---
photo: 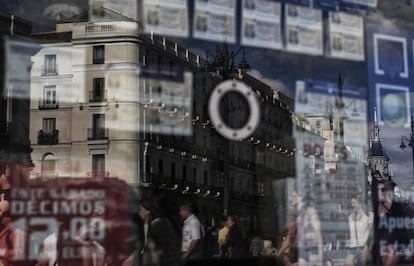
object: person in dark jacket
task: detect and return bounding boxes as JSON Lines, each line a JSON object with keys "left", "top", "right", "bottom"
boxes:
{"left": 123, "top": 199, "right": 181, "bottom": 266}
{"left": 221, "top": 214, "right": 249, "bottom": 259}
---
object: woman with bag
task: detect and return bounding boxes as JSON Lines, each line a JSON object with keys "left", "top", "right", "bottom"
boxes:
{"left": 345, "top": 196, "right": 373, "bottom": 266}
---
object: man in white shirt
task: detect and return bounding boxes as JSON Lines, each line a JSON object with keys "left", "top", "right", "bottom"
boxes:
{"left": 179, "top": 203, "right": 204, "bottom": 261}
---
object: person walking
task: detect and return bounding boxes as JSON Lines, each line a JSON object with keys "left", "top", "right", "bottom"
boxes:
{"left": 221, "top": 214, "right": 249, "bottom": 259}
{"left": 218, "top": 212, "right": 229, "bottom": 258}
{"left": 276, "top": 188, "right": 323, "bottom": 265}
{"left": 123, "top": 199, "right": 181, "bottom": 266}
{"left": 345, "top": 196, "right": 373, "bottom": 266}
{"left": 179, "top": 202, "right": 204, "bottom": 261}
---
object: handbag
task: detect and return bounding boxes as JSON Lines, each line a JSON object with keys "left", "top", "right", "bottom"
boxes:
{"left": 353, "top": 247, "right": 367, "bottom": 266}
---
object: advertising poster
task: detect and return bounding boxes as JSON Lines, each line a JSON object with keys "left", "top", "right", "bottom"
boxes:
{"left": 328, "top": 11, "right": 365, "bottom": 61}
{"left": 143, "top": 0, "right": 189, "bottom": 37}
{"left": 193, "top": 0, "right": 236, "bottom": 43}
{"left": 241, "top": 0, "right": 282, "bottom": 50}
{"left": 284, "top": 4, "right": 323, "bottom": 55}
{"left": 294, "top": 79, "right": 369, "bottom": 265}
{"left": 138, "top": 66, "right": 193, "bottom": 136}
{"left": 366, "top": 24, "right": 413, "bottom": 129}
{"left": 1, "top": 177, "right": 133, "bottom": 265}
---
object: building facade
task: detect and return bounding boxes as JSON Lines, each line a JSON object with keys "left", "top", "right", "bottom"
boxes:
{"left": 29, "top": 19, "right": 295, "bottom": 236}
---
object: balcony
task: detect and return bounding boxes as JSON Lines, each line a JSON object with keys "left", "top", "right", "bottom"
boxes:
{"left": 87, "top": 171, "right": 110, "bottom": 178}
{"left": 88, "top": 128, "right": 108, "bottom": 140}
{"left": 41, "top": 65, "right": 58, "bottom": 76}
{"left": 72, "top": 21, "right": 139, "bottom": 40}
{"left": 39, "top": 100, "right": 58, "bottom": 110}
{"left": 89, "top": 90, "right": 107, "bottom": 103}
{"left": 38, "top": 130, "right": 59, "bottom": 145}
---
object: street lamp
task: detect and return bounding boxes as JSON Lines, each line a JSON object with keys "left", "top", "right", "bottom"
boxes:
{"left": 399, "top": 115, "right": 414, "bottom": 175}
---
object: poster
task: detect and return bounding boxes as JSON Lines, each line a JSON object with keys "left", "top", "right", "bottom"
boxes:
{"left": 193, "top": 0, "right": 236, "bottom": 43}
{"left": 241, "top": 0, "right": 282, "bottom": 50}
{"left": 328, "top": 11, "right": 365, "bottom": 61}
{"left": 143, "top": 0, "right": 189, "bottom": 37}
{"left": 284, "top": 4, "right": 323, "bottom": 55}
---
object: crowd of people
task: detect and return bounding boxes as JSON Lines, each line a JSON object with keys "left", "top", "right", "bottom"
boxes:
{"left": 0, "top": 176, "right": 413, "bottom": 266}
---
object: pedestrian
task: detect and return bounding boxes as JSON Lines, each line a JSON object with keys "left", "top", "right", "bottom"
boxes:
{"left": 276, "top": 188, "right": 323, "bottom": 265}
{"left": 123, "top": 199, "right": 181, "bottom": 266}
{"left": 0, "top": 194, "right": 25, "bottom": 266}
{"left": 221, "top": 214, "right": 249, "bottom": 258}
{"left": 374, "top": 180, "right": 412, "bottom": 265}
{"left": 179, "top": 202, "right": 204, "bottom": 261}
{"left": 345, "top": 196, "right": 373, "bottom": 266}
{"left": 217, "top": 212, "right": 229, "bottom": 258}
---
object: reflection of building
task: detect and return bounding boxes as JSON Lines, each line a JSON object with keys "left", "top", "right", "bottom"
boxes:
{"left": 0, "top": 12, "right": 37, "bottom": 188}
{"left": 294, "top": 78, "right": 369, "bottom": 245}
{"left": 368, "top": 107, "right": 390, "bottom": 178}
{"left": 29, "top": 19, "right": 295, "bottom": 236}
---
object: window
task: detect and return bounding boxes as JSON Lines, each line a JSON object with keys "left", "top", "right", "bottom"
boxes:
{"left": 92, "top": 154, "right": 105, "bottom": 178}
{"left": 42, "top": 86, "right": 57, "bottom": 108}
{"left": 90, "top": 114, "right": 106, "bottom": 139}
{"left": 42, "top": 118, "right": 56, "bottom": 134}
{"left": 92, "top": 78, "right": 105, "bottom": 102}
{"left": 93, "top": 45, "right": 105, "bottom": 64}
{"left": 42, "top": 153, "right": 56, "bottom": 178}
{"left": 43, "top": 54, "right": 57, "bottom": 75}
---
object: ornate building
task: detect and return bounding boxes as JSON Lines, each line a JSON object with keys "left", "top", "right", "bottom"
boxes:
{"left": 29, "top": 18, "right": 295, "bottom": 236}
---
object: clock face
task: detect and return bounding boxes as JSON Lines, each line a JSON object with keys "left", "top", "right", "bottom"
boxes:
{"left": 381, "top": 93, "right": 406, "bottom": 127}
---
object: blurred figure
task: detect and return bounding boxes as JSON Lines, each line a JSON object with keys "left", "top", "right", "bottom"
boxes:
{"left": 276, "top": 190, "right": 323, "bottom": 265}
{"left": 0, "top": 194, "right": 25, "bottom": 266}
{"left": 179, "top": 202, "right": 204, "bottom": 261}
{"left": 76, "top": 210, "right": 106, "bottom": 266}
{"left": 36, "top": 218, "right": 63, "bottom": 266}
{"left": 374, "top": 180, "right": 411, "bottom": 266}
{"left": 345, "top": 196, "right": 373, "bottom": 265}
{"left": 345, "top": 196, "right": 373, "bottom": 266}
{"left": 123, "top": 199, "right": 181, "bottom": 266}
{"left": 221, "top": 214, "right": 249, "bottom": 259}
{"left": 217, "top": 212, "right": 229, "bottom": 258}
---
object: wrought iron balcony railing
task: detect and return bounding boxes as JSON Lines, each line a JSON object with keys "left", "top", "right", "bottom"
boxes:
{"left": 87, "top": 171, "right": 110, "bottom": 178}
{"left": 89, "top": 90, "right": 107, "bottom": 102}
{"left": 38, "top": 130, "right": 59, "bottom": 145}
{"left": 39, "top": 99, "right": 58, "bottom": 110}
{"left": 41, "top": 65, "right": 58, "bottom": 76}
{"left": 87, "top": 128, "right": 108, "bottom": 140}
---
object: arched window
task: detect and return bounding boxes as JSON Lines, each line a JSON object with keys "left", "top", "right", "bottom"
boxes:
{"left": 42, "top": 153, "right": 56, "bottom": 178}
